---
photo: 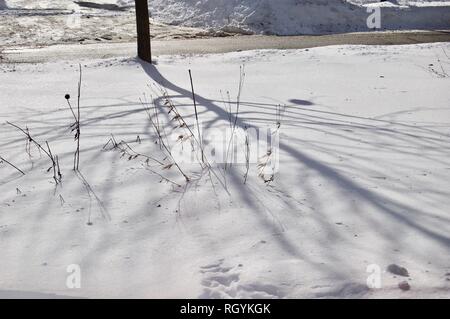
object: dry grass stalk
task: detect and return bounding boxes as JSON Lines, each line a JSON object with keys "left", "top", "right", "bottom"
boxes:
{"left": 103, "top": 134, "right": 164, "bottom": 166}
{"left": 0, "top": 155, "right": 25, "bottom": 175}
{"left": 188, "top": 69, "right": 204, "bottom": 164}
{"left": 6, "top": 121, "right": 61, "bottom": 184}
{"left": 65, "top": 64, "right": 82, "bottom": 170}
{"left": 243, "top": 128, "right": 250, "bottom": 184}
{"left": 225, "top": 65, "right": 245, "bottom": 170}
{"left": 142, "top": 97, "right": 190, "bottom": 182}
{"left": 146, "top": 83, "right": 230, "bottom": 194}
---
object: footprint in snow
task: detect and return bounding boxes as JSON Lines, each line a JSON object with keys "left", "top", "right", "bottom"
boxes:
{"left": 199, "top": 259, "right": 285, "bottom": 299}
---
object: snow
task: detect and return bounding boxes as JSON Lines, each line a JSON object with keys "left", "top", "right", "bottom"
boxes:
{"left": 1, "top": 0, "right": 449, "bottom": 39}
{"left": 1, "top": 43, "right": 450, "bottom": 298}
{"left": 0, "top": 0, "right": 211, "bottom": 49}
{"left": 145, "top": 0, "right": 450, "bottom": 34}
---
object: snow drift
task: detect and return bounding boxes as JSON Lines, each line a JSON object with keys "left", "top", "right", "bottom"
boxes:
{"left": 146, "top": 0, "right": 450, "bottom": 35}
{"left": 2, "top": 1, "right": 450, "bottom": 35}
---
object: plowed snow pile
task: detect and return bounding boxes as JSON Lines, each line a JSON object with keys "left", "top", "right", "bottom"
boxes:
{"left": 147, "top": 0, "right": 450, "bottom": 34}
{"left": 1, "top": 0, "right": 450, "bottom": 35}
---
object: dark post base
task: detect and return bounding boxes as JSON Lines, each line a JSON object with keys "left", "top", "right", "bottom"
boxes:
{"left": 135, "top": 0, "right": 152, "bottom": 63}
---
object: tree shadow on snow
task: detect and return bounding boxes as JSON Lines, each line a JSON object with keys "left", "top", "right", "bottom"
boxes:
{"left": 139, "top": 60, "right": 450, "bottom": 253}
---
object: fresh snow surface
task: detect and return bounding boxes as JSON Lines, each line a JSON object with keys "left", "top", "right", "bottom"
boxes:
{"left": 1, "top": 1, "right": 449, "bottom": 36}
{"left": 1, "top": 43, "right": 450, "bottom": 298}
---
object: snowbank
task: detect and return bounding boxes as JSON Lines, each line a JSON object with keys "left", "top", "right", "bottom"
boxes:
{"left": 147, "top": 0, "right": 450, "bottom": 35}
{"left": 2, "top": 1, "right": 450, "bottom": 35}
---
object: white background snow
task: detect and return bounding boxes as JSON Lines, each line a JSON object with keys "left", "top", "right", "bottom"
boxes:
{"left": 1, "top": 43, "right": 450, "bottom": 298}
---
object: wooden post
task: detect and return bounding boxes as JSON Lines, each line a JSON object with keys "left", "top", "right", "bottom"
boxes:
{"left": 134, "top": 0, "right": 152, "bottom": 63}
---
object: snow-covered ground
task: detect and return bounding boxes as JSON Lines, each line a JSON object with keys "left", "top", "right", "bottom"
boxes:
{"left": 1, "top": 43, "right": 449, "bottom": 298}
{"left": 1, "top": 0, "right": 449, "bottom": 49}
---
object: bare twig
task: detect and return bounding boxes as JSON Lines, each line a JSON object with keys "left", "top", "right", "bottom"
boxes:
{"left": 46, "top": 141, "right": 61, "bottom": 184}
{"left": 65, "top": 64, "right": 82, "bottom": 170}
{"left": 142, "top": 164, "right": 182, "bottom": 187}
{"left": 6, "top": 121, "right": 60, "bottom": 183}
{"left": 142, "top": 97, "right": 190, "bottom": 182}
{"left": 225, "top": 65, "right": 245, "bottom": 169}
{"left": 243, "top": 128, "right": 250, "bottom": 184}
{"left": 188, "top": 69, "right": 204, "bottom": 163}
{"left": 75, "top": 170, "right": 109, "bottom": 222}
{"left": 76, "top": 64, "right": 81, "bottom": 170}
{"left": 103, "top": 134, "right": 164, "bottom": 166}
{"left": 55, "top": 155, "right": 62, "bottom": 181}
{"left": 59, "top": 194, "right": 65, "bottom": 206}
{"left": 6, "top": 121, "right": 52, "bottom": 159}
{"left": 276, "top": 104, "right": 286, "bottom": 130}
{"left": 0, "top": 155, "right": 25, "bottom": 175}
{"left": 151, "top": 88, "right": 224, "bottom": 182}
{"left": 148, "top": 81, "right": 230, "bottom": 195}
{"left": 443, "top": 47, "right": 450, "bottom": 60}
